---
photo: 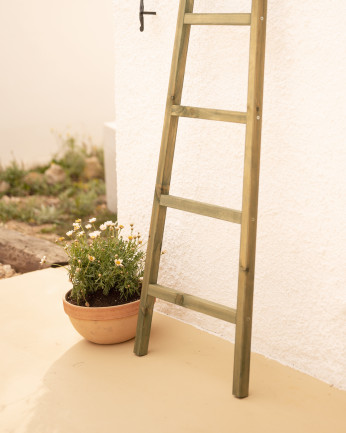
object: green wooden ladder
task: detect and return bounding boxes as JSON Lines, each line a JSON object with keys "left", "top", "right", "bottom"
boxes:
{"left": 134, "top": 0, "right": 267, "bottom": 399}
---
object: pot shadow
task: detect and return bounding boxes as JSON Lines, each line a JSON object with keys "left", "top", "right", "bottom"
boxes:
{"left": 22, "top": 316, "right": 234, "bottom": 433}
{"left": 22, "top": 323, "right": 169, "bottom": 433}
{"left": 22, "top": 338, "right": 145, "bottom": 433}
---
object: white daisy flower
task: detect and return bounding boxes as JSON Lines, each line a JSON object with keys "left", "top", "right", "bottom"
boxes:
{"left": 40, "top": 255, "right": 47, "bottom": 264}
{"left": 89, "top": 217, "right": 96, "bottom": 223}
{"left": 100, "top": 224, "right": 107, "bottom": 231}
{"left": 114, "top": 258, "right": 123, "bottom": 267}
{"left": 77, "top": 231, "right": 84, "bottom": 237}
{"left": 85, "top": 224, "right": 92, "bottom": 229}
{"left": 73, "top": 222, "right": 81, "bottom": 231}
{"left": 104, "top": 221, "right": 113, "bottom": 227}
{"left": 88, "top": 255, "right": 95, "bottom": 262}
{"left": 89, "top": 230, "right": 101, "bottom": 239}
{"left": 66, "top": 230, "right": 73, "bottom": 237}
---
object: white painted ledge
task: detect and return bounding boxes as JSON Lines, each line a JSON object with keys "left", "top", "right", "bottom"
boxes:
{"left": 103, "top": 121, "right": 117, "bottom": 213}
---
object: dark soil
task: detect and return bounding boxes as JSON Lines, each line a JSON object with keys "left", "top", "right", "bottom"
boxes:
{"left": 67, "top": 287, "right": 141, "bottom": 308}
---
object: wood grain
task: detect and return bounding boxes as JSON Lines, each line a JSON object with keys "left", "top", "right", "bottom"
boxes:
{"left": 160, "top": 194, "right": 242, "bottom": 223}
{"left": 184, "top": 13, "right": 251, "bottom": 26}
{"left": 148, "top": 284, "right": 236, "bottom": 324}
{"left": 233, "top": 0, "right": 268, "bottom": 399}
{"left": 171, "top": 105, "right": 247, "bottom": 124}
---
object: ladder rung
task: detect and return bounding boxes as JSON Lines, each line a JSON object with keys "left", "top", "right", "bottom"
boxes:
{"left": 184, "top": 13, "right": 251, "bottom": 26}
{"left": 148, "top": 283, "right": 237, "bottom": 324}
{"left": 160, "top": 194, "right": 242, "bottom": 224}
{"left": 171, "top": 105, "right": 247, "bottom": 124}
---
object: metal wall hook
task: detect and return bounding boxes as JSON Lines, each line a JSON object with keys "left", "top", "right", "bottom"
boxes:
{"left": 139, "top": 0, "right": 156, "bottom": 32}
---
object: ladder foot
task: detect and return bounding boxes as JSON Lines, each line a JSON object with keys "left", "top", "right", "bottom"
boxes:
{"left": 233, "top": 393, "right": 249, "bottom": 399}
{"left": 134, "top": 295, "right": 155, "bottom": 356}
{"left": 134, "top": 347, "right": 148, "bottom": 357}
{"left": 232, "top": 384, "right": 250, "bottom": 399}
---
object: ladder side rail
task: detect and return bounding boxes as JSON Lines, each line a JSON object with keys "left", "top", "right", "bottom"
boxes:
{"left": 134, "top": 0, "right": 195, "bottom": 356}
{"left": 233, "top": 0, "right": 268, "bottom": 398}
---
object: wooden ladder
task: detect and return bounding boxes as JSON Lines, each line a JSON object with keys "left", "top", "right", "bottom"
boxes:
{"left": 134, "top": 0, "right": 267, "bottom": 399}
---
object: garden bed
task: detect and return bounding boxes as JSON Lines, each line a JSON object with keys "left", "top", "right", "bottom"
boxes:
{"left": 0, "top": 134, "right": 117, "bottom": 277}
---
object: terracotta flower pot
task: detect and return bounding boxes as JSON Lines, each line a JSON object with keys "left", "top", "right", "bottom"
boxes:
{"left": 63, "top": 290, "right": 140, "bottom": 344}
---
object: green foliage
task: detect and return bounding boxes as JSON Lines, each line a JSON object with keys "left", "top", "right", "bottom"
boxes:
{"left": 0, "top": 199, "right": 36, "bottom": 222}
{"left": 92, "top": 145, "right": 104, "bottom": 171}
{"left": 58, "top": 220, "right": 145, "bottom": 306}
{"left": 52, "top": 134, "right": 104, "bottom": 180}
{"left": 0, "top": 161, "right": 28, "bottom": 196}
{"left": 83, "top": 178, "right": 105, "bottom": 195}
{"left": 54, "top": 136, "right": 87, "bottom": 180}
{"left": 57, "top": 180, "right": 105, "bottom": 219}
{"left": 29, "top": 163, "right": 50, "bottom": 174}
{"left": 69, "top": 189, "right": 98, "bottom": 218}
{"left": 40, "top": 224, "right": 58, "bottom": 234}
{"left": 34, "top": 204, "right": 63, "bottom": 225}
{"left": 0, "top": 132, "right": 114, "bottom": 235}
{"left": 21, "top": 172, "right": 70, "bottom": 197}
{"left": 0, "top": 133, "right": 105, "bottom": 199}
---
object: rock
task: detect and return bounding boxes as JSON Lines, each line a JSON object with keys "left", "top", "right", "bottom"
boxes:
{"left": 82, "top": 157, "right": 103, "bottom": 180}
{"left": 1, "top": 195, "right": 20, "bottom": 204}
{"left": 0, "top": 227, "right": 68, "bottom": 273}
{"left": 1, "top": 195, "right": 10, "bottom": 203}
{"left": 0, "top": 181, "right": 10, "bottom": 193}
{"left": 44, "top": 197, "right": 61, "bottom": 206}
{"left": 0, "top": 263, "right": 16, "bottom": 279}
{"left": 44, "top": 163, "right": 67, "bottom": 185}
{"left": 23, "top": 171, "right": 44, "bottom": 186}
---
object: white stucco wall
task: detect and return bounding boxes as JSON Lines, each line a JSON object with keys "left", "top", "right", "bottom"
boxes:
{"left": 114, "top": 0, "right": 346, "bottom": 389}
{"left": 0, "top": 0, "right": 115, "bottom": 167}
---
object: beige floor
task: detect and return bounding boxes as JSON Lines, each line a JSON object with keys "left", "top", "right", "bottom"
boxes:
{"left": 0, "top": 268, "right": 345, "bottom": 433}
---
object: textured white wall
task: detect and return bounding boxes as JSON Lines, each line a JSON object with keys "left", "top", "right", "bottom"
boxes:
{"left": 114, "top": 0, "right": 346, "bottom": 389}
{"left": 0, "top": 0, "right": 115, "bottom": 166}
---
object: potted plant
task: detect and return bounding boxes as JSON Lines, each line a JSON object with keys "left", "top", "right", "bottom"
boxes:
{"left": 56, "top": 218, "right": 145, "bottom": 344}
